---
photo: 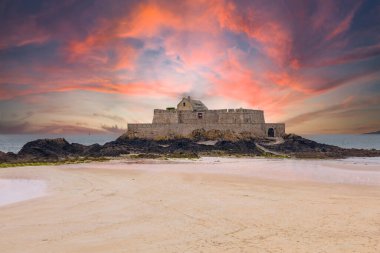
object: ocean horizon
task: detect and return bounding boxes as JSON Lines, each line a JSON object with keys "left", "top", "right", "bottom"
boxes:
{"left": 0, "top": 133, "right": 379, "bottom": 153}
{"left": 305, "top": 134, "right": 380, "bottom": 150}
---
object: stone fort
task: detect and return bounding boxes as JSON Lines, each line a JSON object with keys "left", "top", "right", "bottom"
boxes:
{"left": 127, "top": 96, "right": 285, "bottom": 139}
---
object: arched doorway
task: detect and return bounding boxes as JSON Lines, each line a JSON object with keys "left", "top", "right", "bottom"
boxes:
{"left": 268, "top": 128, "right": 275, "bottom": 137}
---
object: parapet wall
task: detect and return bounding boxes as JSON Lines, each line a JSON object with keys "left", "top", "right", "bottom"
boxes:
{"left": 152, "top": 109, "right": 179, "bottom": 124}
{"left": 213, "top": 110, "right": 265, "bottom": 124}
{"left": 127, "top": 122, "right": 285, "bottom": 139}
{"left": 151, "top": 109, "right": 265, "bottom": 124}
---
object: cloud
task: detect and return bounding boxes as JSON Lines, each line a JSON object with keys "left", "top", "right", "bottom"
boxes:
{"left": 286, "top": 95, "right": 380, "bottom": 127}
{"left": 0, "top": 121, "right": 32, "bottom": 134}
{"left": 324, "top": 2, "right": 361, "bottom": 42}
{"left": 93, "top": 113, "right": 126, "bottom": 123}
{"left": 317, "top": 44, "right": 380, "bottom": 66}
{"left": 266, "top": 68, "right": 380, "bottom": 94}
{"left": 0, "top": 120, "right": 106, "bottom": 134}
{"left": 101, "top": 124, "right": 127, "bottom": 133}
{"left": 0, "top": 0, "right": 379, "bottom": 134}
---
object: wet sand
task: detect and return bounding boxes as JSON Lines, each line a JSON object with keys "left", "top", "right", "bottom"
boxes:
{"left": 0, "top": 158, "right": 379, "bottom": 252}
{"left": 0, "top": 179, "right": 47, "bottom": 206}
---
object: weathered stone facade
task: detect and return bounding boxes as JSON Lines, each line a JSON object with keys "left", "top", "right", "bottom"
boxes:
{"left": 127, "top": 96, "right": 285, "bottom": 139}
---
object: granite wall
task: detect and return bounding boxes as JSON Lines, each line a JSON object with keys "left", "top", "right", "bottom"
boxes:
{"left": 127, "top": 122, "right": 285, "bottom": 139}
{"left": 152, "top": 109, "right": 265, "bottom": 124}
{"left": 152, "top": 109, "right": 178, "bottom": 124}
{"left": 131, "top": 108, "right": 284, "bottom": 139}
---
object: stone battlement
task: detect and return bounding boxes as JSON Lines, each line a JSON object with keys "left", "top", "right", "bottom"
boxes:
{"left": 154, "top": 108, "right": 261, "bottom": 113}
{"left": 127, "top": 97, "right": 285, "bottom": 139}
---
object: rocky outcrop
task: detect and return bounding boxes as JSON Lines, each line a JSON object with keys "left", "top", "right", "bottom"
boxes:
{"left": 114, "top": 135, "right": 264, "bottom": 156}
{"left": 0, "top": 136, "right": 264, "bottom": 163}
{"left": 189, "top": 129, "right": 266, "bottom": 142}
{"left": 17, "top": 138, "right": 84, "bottom": 161}
{"left": 1, "top": 133, "right": 379, "bottom": 164}
{"left": 364, "top": 130, "right": 380, "bottom": 134}
{"left": 0, "top": 151, "right": 17, "bottom": 163}
{"left": 258, "top": 134, "right": 380, "bottom": 158}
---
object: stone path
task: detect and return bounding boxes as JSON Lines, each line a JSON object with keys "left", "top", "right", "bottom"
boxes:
{"left": 255, "top": 137, "right": 285, "bottom": 156}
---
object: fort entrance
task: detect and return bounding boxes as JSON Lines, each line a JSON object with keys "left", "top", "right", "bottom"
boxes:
{"left": 268, "top": 128, "right": 275, "bottom": 137}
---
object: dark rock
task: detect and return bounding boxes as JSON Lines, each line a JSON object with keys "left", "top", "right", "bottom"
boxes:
{"left": 0, "top": 151, "right": 17, "bottom": 163}
{"left": 0, "top": 151, "right": 6, "bottom": 162}
{"left": 82, "top": 143, "right": 103, "bottom": 156}
{"left": 17, "top": 138, "right": 85, "bottom": 161}
{"left": 259, "top": 134, "right": 380, "bottom": 158}
{"left": 363, "top": 130, "right": 380, "bottom": 135}
{"left": 2, "top": 133, "right": 379, "bottom": 164}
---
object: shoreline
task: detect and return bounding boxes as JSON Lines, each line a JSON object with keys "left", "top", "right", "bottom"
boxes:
{"left": 1, "top": 151, "right": 380, "bottom": 169}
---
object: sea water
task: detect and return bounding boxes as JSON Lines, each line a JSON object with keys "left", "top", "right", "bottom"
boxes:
{"left": 305, "top": 134, "right": 380, "bottom": 150}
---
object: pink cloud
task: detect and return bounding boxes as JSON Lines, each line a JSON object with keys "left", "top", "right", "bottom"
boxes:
{"left": 1, "top": 0, "right": 379, "bottom": 134}
{"left": 325, "top": 2, "right": 361, "bottom": 41}
{"left": 217, "top": 2, "right": 292, "bottom": 66}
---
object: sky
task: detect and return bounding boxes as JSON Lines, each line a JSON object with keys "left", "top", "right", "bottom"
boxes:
{"left": 0, "top": 0, "right": 379, "bottom": 135}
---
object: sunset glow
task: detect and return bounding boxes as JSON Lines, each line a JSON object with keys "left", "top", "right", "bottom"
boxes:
{"left": 1, "top": 0, "right": 379, "bottom": 134}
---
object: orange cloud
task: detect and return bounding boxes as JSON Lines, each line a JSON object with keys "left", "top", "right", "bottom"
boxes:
{"left": 117, "top": 4, "right": 182, "bottom": 38}
{"left": 57, "top": 82, "right": 189, "bottom": 97}
{"left": 206, "top": 48, "right": 296, "bottom": 116}
{"left": 266, "top": 71, "right": 309, "bottom": 93}
{"left": 1, "top": 0, "right": 379, "bottom": 134}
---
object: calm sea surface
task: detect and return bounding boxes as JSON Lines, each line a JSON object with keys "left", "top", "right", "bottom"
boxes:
{"left": 0, "top": 134, "right": 379, "bottom": 153}
{"left": 305, "top": 134, "right": 380, "bottom": 150}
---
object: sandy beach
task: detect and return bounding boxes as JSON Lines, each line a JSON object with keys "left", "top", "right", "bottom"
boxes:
{"left": 1, "top": 157, "right": 380, "bottom": 252}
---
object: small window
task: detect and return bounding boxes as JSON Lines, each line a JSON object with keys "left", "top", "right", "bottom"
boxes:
{"left": 183, "top": 102, "right": 186, "bottom": 106}
{"left": 197, "top": 112, "right": 203, "bottom": 119}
